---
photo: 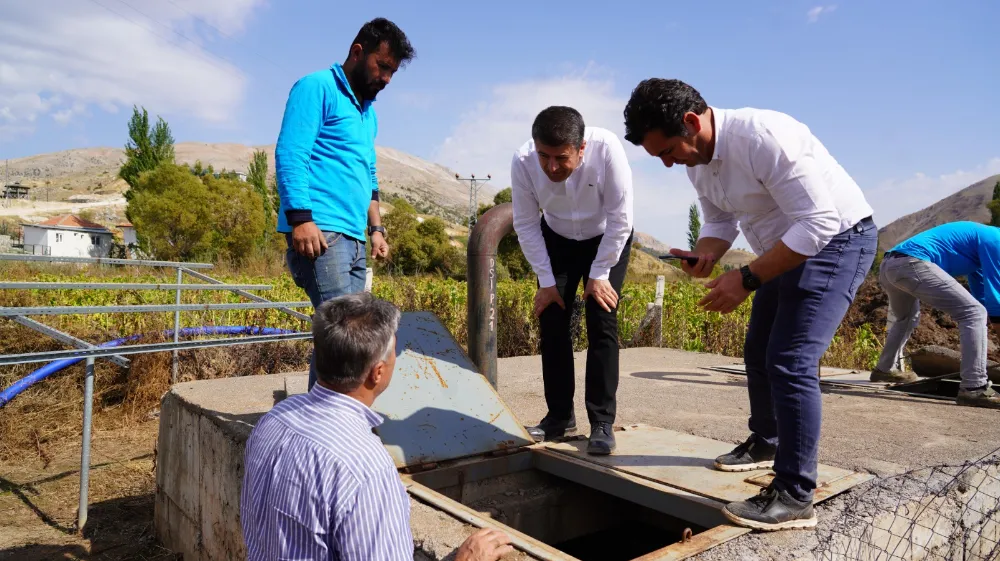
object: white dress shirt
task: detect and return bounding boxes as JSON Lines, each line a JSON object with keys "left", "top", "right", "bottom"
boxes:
{"left": 690, "top": 107, "right": 873, "bottom": 257}
{"left": 511, "top": 126, "right": 634, "bottom": 288}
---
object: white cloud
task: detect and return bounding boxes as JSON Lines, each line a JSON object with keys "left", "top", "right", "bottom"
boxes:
{"left": 807, "top": 5, "right": 837, "bottom": 23}
{"left": 0, "top": 0, "right": 264, "bottom": 140}
{"left": 432, "top": 64, "right": 704, "bottom": 249}
{"left": 864, "top": 157, "right": 1000, "bottom": 227}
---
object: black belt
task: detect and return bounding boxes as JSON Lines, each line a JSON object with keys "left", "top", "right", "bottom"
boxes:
{"left": 883, "top": 250, "right": 910, "bottom": 259}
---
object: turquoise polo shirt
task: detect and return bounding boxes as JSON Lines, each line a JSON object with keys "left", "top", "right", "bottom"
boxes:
{"left": 891, "top": 221, "right": 1000, "bottom": 318}
{"left": 274, "top": 63, "right": 378, "bottom": 241}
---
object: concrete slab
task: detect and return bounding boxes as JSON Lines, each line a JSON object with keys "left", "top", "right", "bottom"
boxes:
{"left": 544, "top": 424, "right": 862, "bottom": 504}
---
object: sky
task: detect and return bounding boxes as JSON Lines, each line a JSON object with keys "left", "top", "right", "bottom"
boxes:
{"left": 1, "top": 0, "right": 998, "bottom": 250}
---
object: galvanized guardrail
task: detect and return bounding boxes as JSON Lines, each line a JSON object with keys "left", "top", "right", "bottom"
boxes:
{"left": 0, "top": 253, "right": 316, "bottom": 531}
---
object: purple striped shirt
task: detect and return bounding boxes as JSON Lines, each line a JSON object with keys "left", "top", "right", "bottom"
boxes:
{"left": 240, "top": 383, "right": 413, "bottom": 560}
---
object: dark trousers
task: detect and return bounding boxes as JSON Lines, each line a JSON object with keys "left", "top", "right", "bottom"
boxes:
{"left": 744, "top": 217, "right": 877, "bottom": 502}
{"left": 539, "top": 219, "right": 633, "bottom": 426}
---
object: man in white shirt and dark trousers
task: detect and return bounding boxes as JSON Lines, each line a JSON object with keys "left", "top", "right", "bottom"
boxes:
{"left": 623, "top": 79, "right": 877, "bottom": 531}
{"left": 511, "top": 106, "right": 635, "bottom": 455}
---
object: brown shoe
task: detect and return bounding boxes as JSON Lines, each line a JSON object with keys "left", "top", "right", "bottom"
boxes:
{"left": 956, "top": 385, "right": 1000, "bottom": 409}
{"left": 869, "top": 368, "right": 918, "bottom": 384}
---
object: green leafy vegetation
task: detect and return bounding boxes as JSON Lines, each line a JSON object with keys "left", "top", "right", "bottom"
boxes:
{"left": 119, "top": 106, "right": 176, "bottom": 197}
{"left": 988, "top": 180, "right": 1000, "bottom": 227}
{"left": 687, "top": 202, "right": 701, "bottom": 250}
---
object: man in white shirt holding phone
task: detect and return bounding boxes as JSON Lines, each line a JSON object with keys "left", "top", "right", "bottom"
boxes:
{"left": 623, "top": 79, "right": 876, "bottom": 531}
{"left": 511, "top": 106, "right": 634, "bottom": 455}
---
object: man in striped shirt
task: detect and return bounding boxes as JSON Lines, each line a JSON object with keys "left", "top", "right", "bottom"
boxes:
{"left": 241, "top": 293, "right": 513, "bottom": 560}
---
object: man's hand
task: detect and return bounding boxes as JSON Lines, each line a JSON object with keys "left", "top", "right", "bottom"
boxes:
{"left": 370, "top": 231, "right": 389, "bottom": 260}
{"left": 291, "top": 222, "right": 328, "bottom": 259}
{"left": 669, "top": 247, "right": 716, "bottom": 278}
{"left": 455, "top": 528, "right": 514, "bottom": 561}
{"left": 584, "top": 278, "right": 618, "bottom": 312}
{"left": 533, "top": 286, "right": 565, "bottom": 318}
{"left": 698, "top": 269, "right": 751, "bottom": 314}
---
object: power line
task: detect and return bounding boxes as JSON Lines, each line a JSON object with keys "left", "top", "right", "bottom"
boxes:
{"left": 81, "top": 0, "right": 244, "bottom": 80}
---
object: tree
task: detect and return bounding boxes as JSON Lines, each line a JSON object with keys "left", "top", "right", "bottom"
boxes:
{"left": 247, "top": 150, "right": 275, "bottom": 244}
{"left": 379, "top": 200, "right": 462, "bottom": 276}
{"left": 119, "top": 106, "right": 175, "bottom": 198}
{"left": 989, "top": 180, "right": 1000, "bottom": 227}
{"left": 127, "top": 162, "right": 266, "bottom": 264}
{"left": 687, "top": 203, "right": 701, "bottom": 250}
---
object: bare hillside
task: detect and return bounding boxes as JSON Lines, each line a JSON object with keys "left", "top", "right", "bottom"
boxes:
{"left": 3, "top": 142, "right": 492, "bottom": 224}
{"left": 877, "top": 173, "right": 1000, "bottom": 251}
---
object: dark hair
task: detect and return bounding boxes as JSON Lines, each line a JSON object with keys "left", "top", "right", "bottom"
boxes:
{"left": 623, "top": 79, "right": 708, "bottom": 145}
{"left": 351, "top": 17, "right": 416, "bottom": 65}
{"left": 531, "top": 106, "right": 586, "bottom": 148}
{"left": 312, "top": 292, "right": 401, "bottom": 391}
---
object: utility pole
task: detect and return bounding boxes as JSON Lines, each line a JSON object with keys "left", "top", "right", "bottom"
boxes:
{"left": 455, "top": 173, "right": 491, "bottom": 232}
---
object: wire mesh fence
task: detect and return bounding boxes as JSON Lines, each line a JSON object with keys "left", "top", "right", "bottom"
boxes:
{"left": 813, "top": 446, "right": 1000, "bottom": 560}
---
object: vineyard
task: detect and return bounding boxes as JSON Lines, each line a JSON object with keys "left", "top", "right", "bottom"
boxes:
{"left": 0, "top": 261, "right": 883, "bottom": 460}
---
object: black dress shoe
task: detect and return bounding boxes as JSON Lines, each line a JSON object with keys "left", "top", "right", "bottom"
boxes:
{"left": 722, "top": 485, "right": 816, "bottom": 531}
{"left": 587, "top": 421, "right": 616, "bottom": 455}
{"left": 525, "top": 413, "right": 576, "bottom": 442}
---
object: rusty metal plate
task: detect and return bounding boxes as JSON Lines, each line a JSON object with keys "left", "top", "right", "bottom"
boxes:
{"left": 372, "top": 312, "right": 534, "bottom": 468}
{"left": 544, "top": 424, "right": 869, "bottom": 504}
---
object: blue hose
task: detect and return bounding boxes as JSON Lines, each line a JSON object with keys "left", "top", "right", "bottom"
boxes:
{"left": 0, "top": 325, "right": 297, "bottom": 408}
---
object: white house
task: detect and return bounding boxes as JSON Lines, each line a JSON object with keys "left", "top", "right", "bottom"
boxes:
{"left": 118, "top": 222, "right": 138, "bottom": 247}
{"left": 21, "top": 215, "right": 114, "bottom": 258}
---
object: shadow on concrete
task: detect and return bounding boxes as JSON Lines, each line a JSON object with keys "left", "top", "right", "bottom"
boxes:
{"left": 0, "top": 494, "right": 178, "bottom": 561}
{"left": 377, "top": 405, "right": 533, "bottom": 467}
{"left": 818, "top": 385, "right": 958, "bottom": 406}
{"left": 629, "top": 371, "right": 748, "bottom": 388}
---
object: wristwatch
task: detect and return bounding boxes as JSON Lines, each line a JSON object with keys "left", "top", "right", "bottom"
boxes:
{"left": 740, "top": 265, "right": 762, "bottom": 292}
{"left": 369, "top": 225, "right": 386, "bottom": 237}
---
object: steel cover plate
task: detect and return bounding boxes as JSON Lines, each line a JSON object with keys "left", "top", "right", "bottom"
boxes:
{"left": 371, "top": 312, "right": 534, "bottom": 468}
{"left": 545, "top": 424, "right": 871, "bottom": 504}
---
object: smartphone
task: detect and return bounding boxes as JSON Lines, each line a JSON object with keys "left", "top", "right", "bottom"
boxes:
{"left": 658, "top": 254, "right": 700, "bottom": 267}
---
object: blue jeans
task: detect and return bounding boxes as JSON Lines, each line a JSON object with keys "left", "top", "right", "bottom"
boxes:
{"left": 285, "top": 231, "right": 367, "bottom": 390}
{"left": 743, "top": 217, "right": 877, "bottom": 502}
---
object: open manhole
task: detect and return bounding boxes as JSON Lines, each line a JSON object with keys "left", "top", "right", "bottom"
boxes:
{"left": 405, "top": 446, "right": 716, "bottom": 560}
{"left": 290, "top": 313, "right": 873, "bottom": 560}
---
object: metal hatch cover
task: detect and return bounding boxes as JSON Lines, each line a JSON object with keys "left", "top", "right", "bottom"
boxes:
{"left": 544, "top": 424, "right": 872, "bottom": 504}
{"left": 372, "top": 312, "right": 534, "bottom": 469}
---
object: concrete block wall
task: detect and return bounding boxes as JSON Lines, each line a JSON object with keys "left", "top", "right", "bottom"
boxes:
{"left": 154, "top": 384, "right": 259, "bottom": 561}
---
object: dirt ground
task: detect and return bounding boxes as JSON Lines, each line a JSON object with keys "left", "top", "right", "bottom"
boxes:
{"left": 845, "top": 276, "right": 1000, "bottom": 363}
{"left": 0, "top": 421, "right": 171, "bottom": 561}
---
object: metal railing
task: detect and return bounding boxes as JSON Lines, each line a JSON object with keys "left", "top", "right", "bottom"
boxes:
{"left": 0, "top": 253, "right": 318, "bottom": 531}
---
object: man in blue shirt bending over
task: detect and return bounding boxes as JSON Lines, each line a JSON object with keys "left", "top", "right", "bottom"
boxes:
{"left": 275, "top": 18, "right": 415, "bottom": 390}
{"left": 872, "top": 221, "right": 1000, "bottom": 408}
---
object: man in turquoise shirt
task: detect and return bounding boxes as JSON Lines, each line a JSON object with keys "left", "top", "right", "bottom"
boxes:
{"left": 275, "top": 17, "right": 415, "bottom": 390}
{"left": 872, "top": 221, "right": 1000, "bottom": 408}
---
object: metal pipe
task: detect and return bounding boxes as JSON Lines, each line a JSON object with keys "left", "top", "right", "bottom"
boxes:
{"left": 10, "top": 315, "right": 130, "bottom": 368}
{"left": 0, "top": 332, "right": 313, "bottom": 366}
{"left": 0, "top": 282, "right": 272, "bottom": 291}
{"left": 181, "top": 268, "right": 312, "bottom": 322}
{"left": 0, "top": 254, "right": 214, "bottom": 268}
{"left": 466, "top": 202, "right": 513, "bottom": 388}
{"left": 77, "top": 357, "right": 95, "bottom": 531}
{"left": 172, "top": 267, "right": 181, "bottom": 383}
{"left": 0, "top": 301, "right": 312, "bottom": 317}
